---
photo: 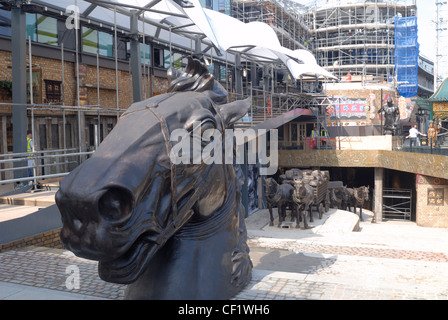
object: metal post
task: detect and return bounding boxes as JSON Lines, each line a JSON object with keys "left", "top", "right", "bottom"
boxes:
{"left": 96, "top": 50, "right": 101, "bottom": 149}
{"left": 169, "top": 26, "right": 172, "bottom": 68}
{"left": 114, "top": 6, "right": 119, "bottom": 118}
{"left": 29, "top": 36, "right": 37, "bottom": 185}
{"left": 130, "top": 10, "right": 143, "bottom": 103}
{"left": 128, "top": 56, "right": 132, "bottom": 105}
{"left": 235, "top": 54, "right": 242, "bottom": 100}
{"left": 142, "top": 19, "right": 147, "bottom": 99}
{"left": 75, "top": 0, "right": 82, "bottom": 164}
{"left": 11, "top": 4, "right": 28, "bottom": 183}
{"left": 62, "top": 43, "right": 67, "bottom": 172}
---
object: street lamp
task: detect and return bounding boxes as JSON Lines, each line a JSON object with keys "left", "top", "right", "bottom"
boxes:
{"left": 417, "top": 108, "right": 423, "bottom": 132}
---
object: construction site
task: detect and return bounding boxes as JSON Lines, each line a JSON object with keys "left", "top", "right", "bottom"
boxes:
{"left": 303, "top": 0, "right": 417, "bottom": 80}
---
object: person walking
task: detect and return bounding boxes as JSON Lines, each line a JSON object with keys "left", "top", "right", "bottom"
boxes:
{"left": 26, "top": 130, "right": 34, "bottom": 178}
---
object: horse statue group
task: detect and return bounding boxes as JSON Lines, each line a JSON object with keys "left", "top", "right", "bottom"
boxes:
{"left": 329, "top": 185, "right": 370, "bottom": 221}
{"left": 265, "top": 169, "right": 329, "bottom": 229}
{"left": 265, "top": 169, "right": 370, "bottom": 228}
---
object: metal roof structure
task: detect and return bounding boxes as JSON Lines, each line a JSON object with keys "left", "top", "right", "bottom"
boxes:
{"left": 29, "top": 0, "right": 337, "bottom": 80}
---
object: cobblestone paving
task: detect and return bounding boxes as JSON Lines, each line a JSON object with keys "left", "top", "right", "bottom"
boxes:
{"left": 1, "top": 243, "right": 448, "bottom": 300}
{"left": 247, "top": 239, "right": 448, "bottom": 263}
{"left": 0, "top": 247, "right": 126, "bottom": 299}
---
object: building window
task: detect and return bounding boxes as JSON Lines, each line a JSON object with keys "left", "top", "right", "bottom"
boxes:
{"left": 153, "top": 47, "right": 164, "bottom": 68}
{"left": 117, "top": 37, "right": 129, "bottom": 60}
{"left": 428, "top": 188, "right": 444, "bottom": 206}
{"left": 39, "top": 124, "right": 47, "bottom": 150}
{"left": 152, "top": 48, "right": 182, "bottom": 69}
{"left": 25, "top": 13, "right": 58, "bottom": 45}
{"left": 44, "top": 80, "right": 62, "bottom": 103}
{"left": 141, "top": 43, "right": 150, "bottom": 64}
{"left": 37, "top": 14, "right": 57, "bottom": 45}
{"left": 164, "top": 51, "right": 182, "bottom": 69}
{"left": 51, "top": 123, "right": 59, "bottom": 149}
{"left": 0, "top": 8, "right": 11, "bottom": 37}
{"left": 98, "top": 31, "right": 113, "bottom": 57}
{"left": 57, "top": 19, "right": 76, "bottom": 50}
{"left": 218, "top": 64, "right": 227, "bottom": 81}
{"left": 82, "top": 26, "right": 98, "bottom": 54}
{"left": 82, "top": 26, "right": 114, "bottom": 58}
{"left": 26, "top": 13, "right": 37, "bottom": 41}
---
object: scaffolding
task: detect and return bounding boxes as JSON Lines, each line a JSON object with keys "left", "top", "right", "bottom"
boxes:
{"left": 302, "top": 0, "right": 417, "bottom": 80}
{"left": 230, "top": 0, "right": 311, "bottom": 51}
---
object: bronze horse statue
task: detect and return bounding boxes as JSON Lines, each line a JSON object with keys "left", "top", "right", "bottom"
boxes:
{"left": 330, "top": 186, "right": 349, "bottom": 210}
{"left": 55, "top": 57, "right": 253, "bottom": 300}
{"left": 347, "top": 186, "right": 370, "bottom": 221}
{"left": 292, "top": 178, "right": 313, "bottom": 229}
{"left": 264, "top": 178, "right": 297, "bottom": 227}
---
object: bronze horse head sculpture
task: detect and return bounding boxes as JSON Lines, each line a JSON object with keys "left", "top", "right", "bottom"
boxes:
{"left": 55, "top": 57, "right": 253, "bottom": 299}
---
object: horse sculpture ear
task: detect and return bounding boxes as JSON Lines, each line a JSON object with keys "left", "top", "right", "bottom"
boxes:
{"left": 218, "top": 98, "right": 251, "bottom": 128}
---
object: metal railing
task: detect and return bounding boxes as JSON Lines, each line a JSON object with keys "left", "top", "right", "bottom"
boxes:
{"left": 0, "top": 149, "right": 93, "bottom": 189}
{"left": 395, "top": 134, "right": 448, "bottom": 156}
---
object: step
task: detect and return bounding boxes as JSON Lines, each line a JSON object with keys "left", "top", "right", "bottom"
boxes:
{"left": 0, "top": 190, "right": 56, "bottom": 207}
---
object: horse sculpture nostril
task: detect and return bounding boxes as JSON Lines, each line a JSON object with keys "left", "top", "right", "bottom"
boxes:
{"left": 98, "top": 187, "right": 134, "bottom": 221}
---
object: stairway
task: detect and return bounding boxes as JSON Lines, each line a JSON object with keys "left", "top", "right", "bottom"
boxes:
{"left": 234, "top": 110, "right": 284, "bottom": 130}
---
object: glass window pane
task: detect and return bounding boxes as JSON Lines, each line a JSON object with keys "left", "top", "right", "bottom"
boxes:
{"left": 82, "top": 26, "right": 97, "bottom": 54}
{"left": 0, "top": 8, "right": 11, "bottom": 37}
{"left": 173, "top": 52, "right": 182, "bottom": 69}
{"left": 153, "top": 47, "right": 163, "bottom": 68}
{"left": 164, "top": 50, "right": 171, "bottom": 69}
{"left": 117, "top": 38, "right": 128, "bottom": 60}
{"left": 98, "top": 31, "right": 113, "bottom": 57}
{"left": 219, "top": 65, "right": 226, "bottom": 81}
{"left": 57, "top": 19, "right": 75, "bottom": 50}
{"left": 37, "top": 14, "right": 57, "bottom": 46}
{"left": 26, "top": 13, "right": 37, "bottom": 41}
{"left": 140, "top": 43, "right": 150, "bottom": 64}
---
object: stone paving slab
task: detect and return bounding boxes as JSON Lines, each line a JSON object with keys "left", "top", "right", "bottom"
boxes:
{"left": 1, "top": 242, "right": 448, "bottom": 300}
{"left": 1, "top": 207, "right": 448, "bottom": 300}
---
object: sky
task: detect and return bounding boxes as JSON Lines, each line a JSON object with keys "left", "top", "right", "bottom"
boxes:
{"left": 416, "top": 0, "right": 436, "bottom": 60}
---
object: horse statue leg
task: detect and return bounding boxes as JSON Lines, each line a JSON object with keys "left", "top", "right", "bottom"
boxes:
{"left": 268, "top": 203, "right": 274, "bottom": 227}
{"left": 359, "top": 205, "right": 364, "bottom": 222}
{"left": 290, "top": 203, "right": 296, "bottom": 223}
{"left": 308, "top": 203, "right": 314, "bottom": 223}
{"left": 278, "top": 203, "right": 287, "bottom": 227}
{"left": 308, "top": 204, "right": 313, "bottom": 226}
{"left": 300, "top": 205, "right": 309, "bottom": 229}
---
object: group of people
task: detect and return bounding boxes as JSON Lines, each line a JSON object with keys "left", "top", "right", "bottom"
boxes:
{"left": 406, "top": 122, "right": 440, "bottom": 149}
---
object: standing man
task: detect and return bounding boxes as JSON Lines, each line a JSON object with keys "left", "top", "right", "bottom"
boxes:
{"left": 406, "top": 125, "right": 426, "bottom": 149}
{"left": 26, "top": 130, "right": 33, "bottom": 178}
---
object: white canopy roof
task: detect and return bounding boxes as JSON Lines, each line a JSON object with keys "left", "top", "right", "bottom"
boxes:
{"left": 35, "top": 0, "right": 338, "bottom": 80}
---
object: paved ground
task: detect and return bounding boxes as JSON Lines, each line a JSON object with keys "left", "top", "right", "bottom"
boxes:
{"left": 0, "top": 200, "right": 448, "bottom": 300}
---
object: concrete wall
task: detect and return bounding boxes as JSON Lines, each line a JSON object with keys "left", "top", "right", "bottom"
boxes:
{"left": 416, "top": 175, "right": 448, "bottom": 228}
{"left": 279, "top": 150, "right": 448, "bottom": 181}
{"left": 336, "top": 135, "right": 401, "bottom": 151}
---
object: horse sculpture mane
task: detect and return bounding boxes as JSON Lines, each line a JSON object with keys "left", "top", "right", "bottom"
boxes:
{"left": 56, "top": 56, "right": 253, "bottom": 300}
